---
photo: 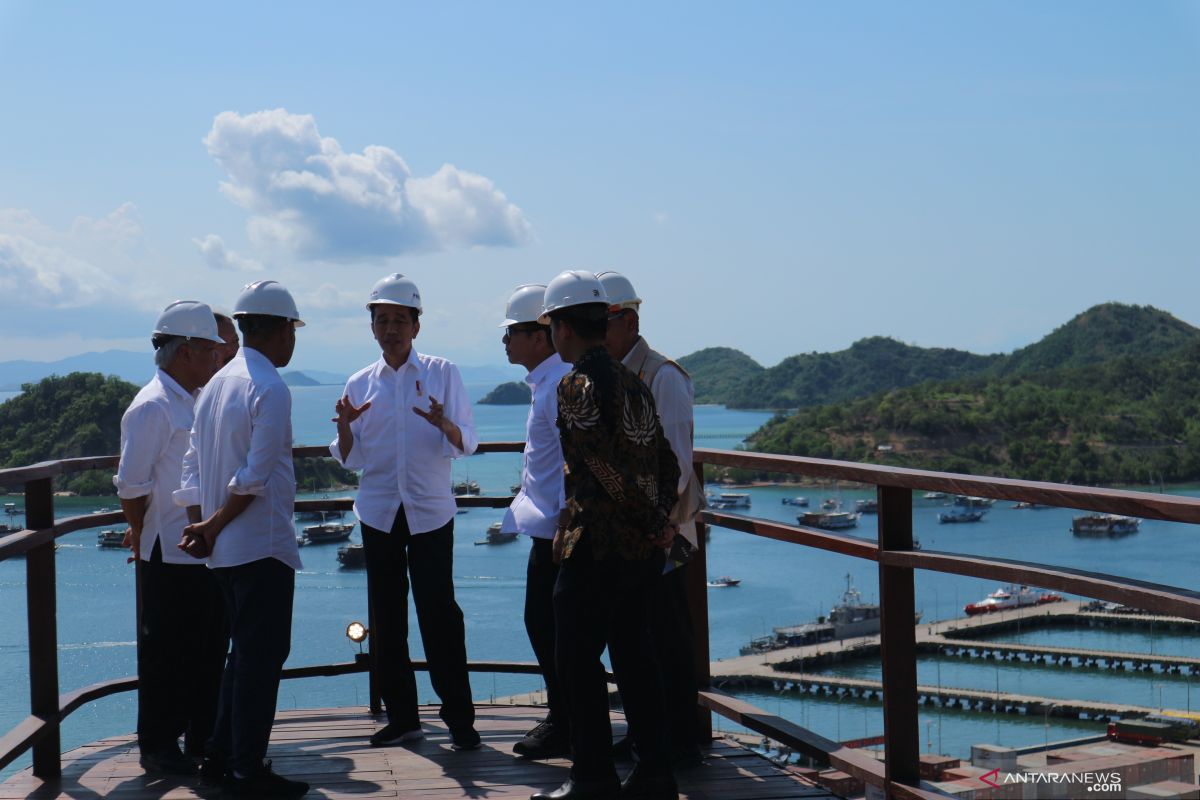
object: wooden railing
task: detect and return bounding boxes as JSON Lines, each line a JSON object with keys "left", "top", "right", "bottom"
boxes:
{"left": 3, "top": 444, "right": 1200, "bottom": 800}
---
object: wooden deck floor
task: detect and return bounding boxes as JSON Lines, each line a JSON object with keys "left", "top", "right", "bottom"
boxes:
{"left": 0, "top": 705, "right": 838, "bottom": 799}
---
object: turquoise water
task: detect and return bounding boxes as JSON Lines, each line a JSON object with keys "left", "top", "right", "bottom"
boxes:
{"left": 2, "top": 383, "right": 1200, "bottom": 776}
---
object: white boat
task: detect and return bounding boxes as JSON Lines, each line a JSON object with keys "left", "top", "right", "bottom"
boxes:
{"left": 820, "top": 497, "right": 840, "bottom": 511}
{"left": 97, "top": 529, "right": 126, "bottom": 548}
{"left": 337, "top": 543, "right": 365, "bottom": 568}
{"left": 300, "top": 522, "right": 355, "bottom": 544}
{"left": 855, "top": 499, "right": 878, "bottom": 514}
{"left": 295, "top": 509, "right": 345, "bottom": 522}
{"left": 798, "top": 511, "right": 860, "bottom": 530}
{"left": 707, "top": 576, "right": 741, "bottom": 588}
{"left": 938, "top": 509, "right": 986, "bottom": 524}
{"left": 452, "top": 480, "right": 481, "bottom": 496}
{"left": 1072, "top": 514, "right": 1141, "bottom": 538}
{"left": 708, "top": 492, "right": 751, "bottom": 509}
{"left": 964, "top": 585, "right": 1063, "bottom": 616}
{"left": 781, "top": 497, "right": 809, "bottom": 507}
{"left": 953, "top": 495, "right": 995, "bottom": 508}
{"left": 923, "top": 492, "right": 947, "bottom": 500}
{"left": 475, "top": 521, "right": 518, "bottom": 545}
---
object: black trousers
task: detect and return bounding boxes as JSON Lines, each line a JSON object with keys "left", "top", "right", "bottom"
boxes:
{"left": 554, "top": 535, "right": 668, "bottom": 781}
{"left": 207, "top": 557, "right": 294, "bottom": 776}
{"left": 651, "top": 565, "right": 700, "bottom": 752}
{"left": 136, "top": 539, "right": 229, "bottom": 755}
{"left": 361, "top": 511, "right": 474, "bottom": 731}
{"left": 524, "top": 537, "right": 565, "bottom": 728}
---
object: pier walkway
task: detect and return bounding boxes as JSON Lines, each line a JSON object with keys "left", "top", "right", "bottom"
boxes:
{"left": 714, "top": 600, "right": 1200, "bottom": 721}
{"left": 0, "top": 705, "right": 835, "bottom": 800}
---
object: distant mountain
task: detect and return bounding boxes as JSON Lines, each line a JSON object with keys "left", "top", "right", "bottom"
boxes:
{"left": 478, "top": 381, "right": 532, "bottom": 405}
{"left": 680, "top": 338, "right": 1001, "bottom": 409}
{"left": 282, "top": 371, "right": 322, "bottom": 387}
{"left": 993, "top": 303, "right": 1200, "bottom": 376}
{"left": 299, "top": 370, "right": 348, "bottom": 385}
{"left": 677, "top": 348, "right": 765, "bottom": 404}
{"left": 0, "top": 350, "right": 153, "bottom": 391}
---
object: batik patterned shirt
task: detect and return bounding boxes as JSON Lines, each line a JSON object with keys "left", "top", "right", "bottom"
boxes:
{"left": 557, "top": 346, "right": 680, "bottom": 560}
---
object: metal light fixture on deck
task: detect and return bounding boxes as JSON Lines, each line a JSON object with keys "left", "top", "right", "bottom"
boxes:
{"left": 346, "top": 621, "right": 368, "bottom": 651}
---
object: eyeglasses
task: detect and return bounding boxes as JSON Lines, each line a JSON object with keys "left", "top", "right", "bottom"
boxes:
{"left": 505, "top": 326, "right": 539, "bottom": 337}
{"left": 607, "top": 309, "right": 630, "bottom": 321}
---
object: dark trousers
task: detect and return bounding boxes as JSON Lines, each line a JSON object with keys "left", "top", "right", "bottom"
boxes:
{"left": 362, "top": 511, "right": 474, "bottom": 731}
{"left": 651, "top": 566, "right": 700, "bottom": 752}
{"left": 136, "top": 539, "right": 229, "bottom": 755}
{"left": 207, "top": 557, "right": 294, "bottom": 776}
{"left": 524, "top": 537, "right": 565, "bottom": 728}
{"left": 554, "top": 535, "right": 668, "bottom": 781}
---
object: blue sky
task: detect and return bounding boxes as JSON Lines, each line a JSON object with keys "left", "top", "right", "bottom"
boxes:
{"left": 0, "top": 1, "right": 1197, "bottom": 373}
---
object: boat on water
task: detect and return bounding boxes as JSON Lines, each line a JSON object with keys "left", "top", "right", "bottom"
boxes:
{"left": 1013, "top": 501, "right": 1049, "bottom": 510}
{"left": 708, "top": 492, "right": 751, "bottom": 509}
{"left": 475, "top": 521, "right": 518, "bottom": 545}
{"left": 953, "top": 495, "right": 995, "bottom": 508}
{"left": 855, "top": 498, "right": 878, "bottom": 514}
{"left": 707, "top": 576, "right": 741, "bottom": 588}
{"left": 820, "top": 497, "right": 840, "bottom": 511}
{"left": 91, "top": 506, "right": 113, "bottom": 515}
{"left": 452, "top": 480, "right": 481, "bottom": 496}
{"left": 97, "top": 529, "right": 126, "bottom": 548}
{"left": 740, "top": 574, "right": 920, "bottom": 655}
{"left": 300, "top": 522, "right": 355, "bottom": 545}
{"left": 923, "top": 492, "right": 947, "bottom": 500}
{"left": 295, "top": 509, "right": 345, "bottom": 522}
{"left": 337, "top": 543, "right": 365, "bottom": 568}
{"left": 781, "top": 496, "right": 809, "bottom": 507}
{"left": 798, "top": 511, "right": 860, "bottom": 530}
{"left": 938, "top": 509, "right": 987, "bottom": 524}
{"left": 3, "top": 502, "right": 21, "bottom": 516}
{"left": 1072, "top": 514, "right": 1141, "bottom": 538}
{"left": 964, "top": 584, "right": 1063, "bottom": 616}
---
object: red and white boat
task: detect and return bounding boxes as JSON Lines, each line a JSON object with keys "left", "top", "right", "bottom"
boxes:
{"left": 963, "top": 585, "right": 1063, "bottom": 616}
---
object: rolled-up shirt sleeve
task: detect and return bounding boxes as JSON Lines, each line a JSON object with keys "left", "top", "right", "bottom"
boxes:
{"left": 114, "top": 403, "right": 166, "bottom": 499}
{"left": 652, "top": 366, "right": 695, "bottom": 495}
{"left": 173, "top": 427, "right": 201, "bottom": 508}
{"left": 442, "top": 365, "right": 478, "bottom": 458}
{"left": 231, "top": 382, "right": 291, "bottom": 496}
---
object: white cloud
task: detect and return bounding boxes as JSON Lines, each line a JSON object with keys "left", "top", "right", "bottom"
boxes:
{"left": 193, "top": 234, "right": 263, "bottom": 272}
{"left": 204, "top": 109, "right": 533, "bottom": 261}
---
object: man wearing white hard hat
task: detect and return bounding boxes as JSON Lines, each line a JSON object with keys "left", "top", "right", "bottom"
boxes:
{"left": 496, "top": 284, "right": 572, "bottom": 760}
{"left": 531, "top": 270, "right": 680, "bottom": 800}
{"left": 330, "top": 273, "right": 481, "bottom": 751}
{"left": 599, "top": 271, "right": 706, "bottom": 768}
{"left": 174, "top": 280, "right": 309, "bottom": 798}
{"left": 115, "top": 301, "right": 227, "bottom": 776}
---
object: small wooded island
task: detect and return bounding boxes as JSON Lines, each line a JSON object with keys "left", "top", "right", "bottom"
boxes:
{"left": 478, "top": 381, "right": 532, "bottom": 405}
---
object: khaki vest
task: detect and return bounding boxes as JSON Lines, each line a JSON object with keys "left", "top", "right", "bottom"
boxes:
{"left": 625, "top": 338, "right": 706, "bottom": 526}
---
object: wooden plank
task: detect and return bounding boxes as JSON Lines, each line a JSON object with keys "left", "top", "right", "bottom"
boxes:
{"left": 697, "top": 512, "right": 878, "bottom": 561}
{"left": 877, "top": 486, "right": 919, "bottom": 791}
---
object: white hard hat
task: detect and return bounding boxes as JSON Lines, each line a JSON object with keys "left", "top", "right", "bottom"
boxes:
{"left": 499, "top": 284, "right": 548, "bottom": 327}
{"left": 232, "top": 280, "right": 305, "bottom": 327}
{"left": 538, "top": 270, "right": 608, "bottom": 324}
{"left": 596, "top": 271, "right": 641, "bottom": 312}
{"left": 367, "top": 273, "right": 422, "bottom": 314}
{"left": 153, "top": 300, "right": 223, "bottom": 343}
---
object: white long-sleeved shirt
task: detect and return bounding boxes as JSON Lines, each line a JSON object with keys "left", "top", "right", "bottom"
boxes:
{"left": 113, "top": 370, "right": 197, "bottom": 565}
{"left": 501, "top": 353, "right": 571, "bottom": 540}
{"left": 330, "top": 350, "right": 478, "bottom": 535}
{"left": 174, "top": 347, "right": 302, "bottom": 571}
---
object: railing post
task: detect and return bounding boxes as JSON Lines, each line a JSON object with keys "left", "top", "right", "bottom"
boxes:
{"left": 686, "top": 461, "right": 712, "bottom": 744}
{"left": 25, "top": 477, "right": 61, "bottom": 779}
{"left": 365, "top": 565, "right": 382, "bottom": 715}
{"left": 877, "top": 485, "right": 918, "bottom": 795}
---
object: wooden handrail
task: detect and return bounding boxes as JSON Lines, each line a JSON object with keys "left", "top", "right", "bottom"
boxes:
{"left": 4, "top": 443, "right": 1199, "bottom": 798}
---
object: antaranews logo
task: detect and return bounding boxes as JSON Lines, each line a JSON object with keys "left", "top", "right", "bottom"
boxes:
{"left": 980, "top": 769, "right": 1122, "bottom": 792}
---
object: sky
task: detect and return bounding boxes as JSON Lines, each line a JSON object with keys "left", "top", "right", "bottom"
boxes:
{"left": 0, "top": 1, "right": 1197, "bottom": 373}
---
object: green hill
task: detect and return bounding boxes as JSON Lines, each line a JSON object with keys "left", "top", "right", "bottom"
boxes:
{"left": 677, "top": 347, "right": 765, "bottom": 404}
{"left": 0, "top": 372, "right": 357, "bottom": 495}
{"left": 994, "top": 303, "right": 1200, "bottom": 376}
{"left": 747, "top": 341, "right": 1200, "bottom": 486}
{"left": 478, "top": 381, "right": 531, "bottom": 405}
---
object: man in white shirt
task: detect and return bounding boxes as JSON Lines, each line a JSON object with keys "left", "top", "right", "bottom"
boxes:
{"left": 175, "top": 280, "right": 309, "bottom": 799}
{"left": 496, "top": 285, "right": 572, "bottom": 760}
{"left": 599, "top": 271, "right": 707, "bottom": 768}
{"left": 330, "top": 273, "right": 481, "bottom": 751}
{"left": 114, "top": 301, "right": 227, "bottom": 776}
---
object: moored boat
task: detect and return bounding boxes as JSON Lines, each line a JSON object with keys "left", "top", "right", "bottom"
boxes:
{"left": 923, "top": 492, "right": 947, "bottom": 500}
{"left": 938, "top": 510, "right": 987, "bottom": 524}
{"left": 708, "top": 492, "right": 751, "bottom": 509}
{"left": 798, "top": 511, "right": 860, "bottom": 530}
{"left": 1072, "top": 514, "right": 1141, "bottom": 538}
{"left": 452, "top": 480, "right": 481, "bottom": 496}
{"left": 855, "top": 498, "right": 878, "bottom": 514}
{"left": 964, "top": 584, "right": 1063, "bottom": 615}
{"left": 300, "top": 522, "right": 355, "bottom": 544}
{"left": 336, "top": 543, "right": 365, "bottom": 568}
{"left": 781, "top": 496, "right": 809, "bottom": 507}
{"left": 707, "top": 576, "right": 741, "bottom": 588}
{"left": 97, "top": 529, "right": 126, "bottom": 548}
{"left": 475, "top": 521, "right": 518, "bottom": 545}
{"left": 953, "top": 495, "right": 995, "bottom": 508}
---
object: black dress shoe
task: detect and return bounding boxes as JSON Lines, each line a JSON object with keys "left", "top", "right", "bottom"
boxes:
{"left": 531, "top": 775, "right": 621, "bottom": 800}
{"left": 619, "top": 765, "right": 678, "bottom": 799}
{"left": 139, "top": 746, "right": 198, "bottom": 776}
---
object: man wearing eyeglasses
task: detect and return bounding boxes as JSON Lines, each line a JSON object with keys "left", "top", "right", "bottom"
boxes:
{"left": 598, "top": 271, "right": 706, "bottom": 769}
{"left": 497, "top": 284, "right": 573, "bottom": 760}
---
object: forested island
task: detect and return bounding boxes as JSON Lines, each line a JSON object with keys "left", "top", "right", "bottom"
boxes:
{"left": 478, "top": 381, "right": 531, "bottom": 405}
{"left": 0, "top": 373, "right": 358, "bottom": 495}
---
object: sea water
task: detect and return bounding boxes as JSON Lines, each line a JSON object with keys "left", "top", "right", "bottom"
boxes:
{"left": 1, "top": 382, "right": 1198, "bottom": 776}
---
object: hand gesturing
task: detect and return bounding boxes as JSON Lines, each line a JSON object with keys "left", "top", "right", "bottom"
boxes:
{"left": 333, "top": 395, "right": 372, "bottom": 426}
